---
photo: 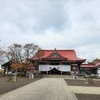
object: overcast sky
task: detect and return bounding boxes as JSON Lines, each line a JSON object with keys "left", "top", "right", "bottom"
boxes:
{"left": 0, "top": 0, "right": 100, "bottom": 62}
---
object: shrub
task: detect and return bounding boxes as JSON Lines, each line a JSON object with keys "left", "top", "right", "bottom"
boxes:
{"left": 0, "top": 69, "right": 4, "bottom": 75}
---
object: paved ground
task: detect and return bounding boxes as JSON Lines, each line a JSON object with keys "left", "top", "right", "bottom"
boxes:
{"left": 0, "top": 76, "right": 100, "bottom": 100}
{"left": 70, "top": 86, "right": 100, "bottom": 94}
{"left": 0, "top": 78, "right": 77, "bottom": 100}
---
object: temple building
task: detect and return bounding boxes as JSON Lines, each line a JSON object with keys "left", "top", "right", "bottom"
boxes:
{"left": 31, "top": 49, "right": 86, "bottom": 74}
{"left": 80, "top": 62, "right": 100, "bottom": 76}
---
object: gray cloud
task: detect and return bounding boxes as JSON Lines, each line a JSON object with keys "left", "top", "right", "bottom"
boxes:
{"left": 0, "top": 0, "right": 100, "bottom": 62}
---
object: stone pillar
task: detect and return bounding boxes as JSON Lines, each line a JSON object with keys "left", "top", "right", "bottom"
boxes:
{"left": 61, "top": 71, "right": 62, "bottom": 75}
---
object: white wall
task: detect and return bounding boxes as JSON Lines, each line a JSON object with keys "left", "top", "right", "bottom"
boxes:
{"left": 97, "top": 67, "right": 100, "bottom": 76}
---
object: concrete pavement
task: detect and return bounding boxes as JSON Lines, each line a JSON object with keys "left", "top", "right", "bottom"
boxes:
{"left": 0, "top": 77, "right": 100, "bottom": 100}
{"left": 70, "top": 86, "right": 100, "bottom": 94}
{"left": 0, "top": 78, "right": 78, "bottom": 100}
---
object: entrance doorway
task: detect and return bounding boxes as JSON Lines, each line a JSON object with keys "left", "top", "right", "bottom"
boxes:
{"left": 49, "top": 67, "right": 61, "bottom": 74}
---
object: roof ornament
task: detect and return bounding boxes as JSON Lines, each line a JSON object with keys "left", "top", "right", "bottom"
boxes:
{"left": 54, "top": 48, "right": 56, "bottom": 51}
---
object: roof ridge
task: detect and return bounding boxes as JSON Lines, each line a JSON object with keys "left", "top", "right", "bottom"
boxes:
{"left": 39, "top": 50, "right": 75, "bottom": 51}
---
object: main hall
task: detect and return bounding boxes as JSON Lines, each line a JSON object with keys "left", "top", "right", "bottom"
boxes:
{"left": 32, "top": 49, "right": 86, "bottom": 74}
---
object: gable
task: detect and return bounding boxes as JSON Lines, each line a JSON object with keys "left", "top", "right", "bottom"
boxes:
{"left": 50, "top": 51, "right": 61, "bottom": 58}
{"left": 46, "top": 50, "right": 67, "bottom": 60}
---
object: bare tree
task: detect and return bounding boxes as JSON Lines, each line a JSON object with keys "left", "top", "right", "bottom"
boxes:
{"left": 0, "top": 47, "right": 5, "bottom": 64}
{"left": 1, "top": 43, "right": 41, "bottom": 76}
{"left": 6, "top": 44, "right": 22, "bottom": 63}
{"left": 88, "top": 58, "right": 100, "bottom": 64}
{"left": 23, "top": 43, "right": 40, "bottom": 59}
{"left": 0, "top": 40, "right": 4, "bottom": 64}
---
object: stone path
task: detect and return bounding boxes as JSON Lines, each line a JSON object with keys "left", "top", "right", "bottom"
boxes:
{"left": 0, "top": 78, "right": 77, "bottom": 100}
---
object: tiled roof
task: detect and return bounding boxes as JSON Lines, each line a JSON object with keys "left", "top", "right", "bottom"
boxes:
{"left": 35, "top": 49, "right": 86, "bottom": 62}
{"left": 80, "top": 64, "right": 95, "bottom": 68}
{"left": 95, "top": 62, "right": 100, "bottom": 67}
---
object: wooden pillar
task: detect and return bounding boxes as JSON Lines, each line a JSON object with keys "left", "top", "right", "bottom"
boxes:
{"left": 77, "top": 63, "right": 81, "bottom": 74}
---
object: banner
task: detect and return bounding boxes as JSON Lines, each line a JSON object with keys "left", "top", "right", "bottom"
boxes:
{"left": 39, "top": 65, "right": 71, "bottom": 72}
